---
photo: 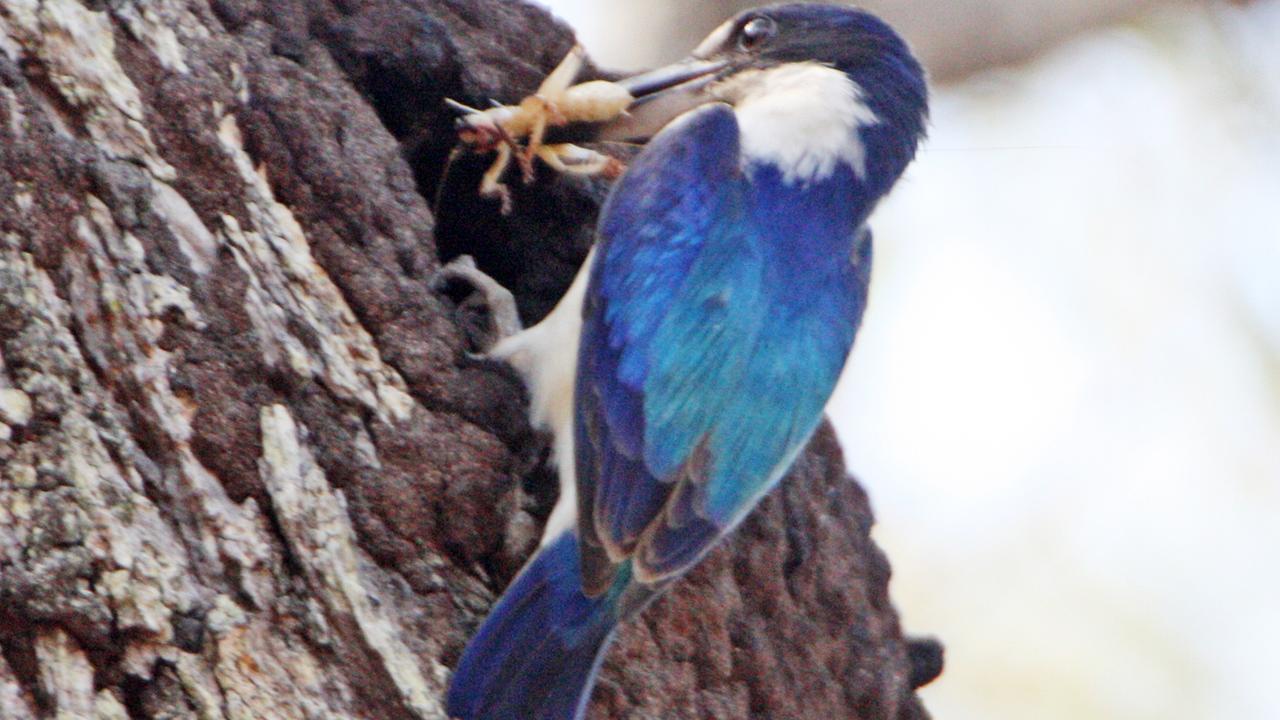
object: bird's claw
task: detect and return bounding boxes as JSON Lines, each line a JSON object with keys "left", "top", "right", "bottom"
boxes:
{"left": 435, "top": 255, "right": 523, "bottom": 351}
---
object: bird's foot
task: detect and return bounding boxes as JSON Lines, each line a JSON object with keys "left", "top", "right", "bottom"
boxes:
{"left": 434, "top": 255, "right": 522, "bottom": 353}
{"left": 448, "top": 45, "right": 633, "bottom": 212}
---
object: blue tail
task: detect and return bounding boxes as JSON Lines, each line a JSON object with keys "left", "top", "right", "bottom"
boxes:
{"left": 447, "top": 531, "right": 645, "bottom": 720}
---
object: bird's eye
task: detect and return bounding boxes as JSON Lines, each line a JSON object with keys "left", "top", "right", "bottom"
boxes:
{"left": 737, "top": 16, "right": 776, "bottom": 52}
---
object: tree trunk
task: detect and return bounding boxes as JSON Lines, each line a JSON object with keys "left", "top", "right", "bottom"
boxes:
{"left": 0, "top": 1, "right": 938, "bottom": 718}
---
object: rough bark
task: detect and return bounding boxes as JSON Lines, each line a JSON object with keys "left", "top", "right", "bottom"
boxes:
{"left": 0, "top": 1, "right": 939, "bottom": 718}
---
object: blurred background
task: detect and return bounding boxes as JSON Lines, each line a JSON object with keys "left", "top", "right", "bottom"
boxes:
{"left": 537, "top": 1, "right": 1280, "bottom": 719}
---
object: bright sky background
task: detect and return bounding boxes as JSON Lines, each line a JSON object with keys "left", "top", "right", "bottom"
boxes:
{"left": 832, "top": 4, "right": 1280, "bottom": 718}
{"left": 541, "top": 2, "right": 1280, "bottom": 718}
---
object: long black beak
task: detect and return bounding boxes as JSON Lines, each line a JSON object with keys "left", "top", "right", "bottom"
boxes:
{"left": 616, "top": 57, "right": 728, "bottom": 99}
{"left": 550, "top": 57, "right": 730, "bottom": 145}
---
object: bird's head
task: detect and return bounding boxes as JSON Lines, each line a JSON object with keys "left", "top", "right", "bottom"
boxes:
{"left": 588, "top": 3, "right": 928, "bottom": 194}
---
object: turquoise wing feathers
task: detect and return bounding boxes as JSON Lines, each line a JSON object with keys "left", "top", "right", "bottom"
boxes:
{"left": 575, "top": 103, "right": 872, "bottom": 589}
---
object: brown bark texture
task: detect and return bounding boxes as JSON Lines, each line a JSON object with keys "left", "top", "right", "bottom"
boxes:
{"left": 0, "top": 1, "right": 940, "bottom": 718}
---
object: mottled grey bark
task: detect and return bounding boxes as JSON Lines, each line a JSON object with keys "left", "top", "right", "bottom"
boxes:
{"left": 0, "top": 1, "right": 938, "bottom": 718}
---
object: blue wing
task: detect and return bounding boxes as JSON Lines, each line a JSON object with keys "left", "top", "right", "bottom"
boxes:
{"left": 576, "top": 103, "right": 871, "bottom": 591}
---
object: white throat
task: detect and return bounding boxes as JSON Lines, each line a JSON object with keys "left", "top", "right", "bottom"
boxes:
{"left": 716, "top": 62, "right": 878, "bottom": 184}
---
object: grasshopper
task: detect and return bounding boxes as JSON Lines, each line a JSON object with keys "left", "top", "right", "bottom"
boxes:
{"left": 449, "top": 46, "right": 632, "bottom": 213}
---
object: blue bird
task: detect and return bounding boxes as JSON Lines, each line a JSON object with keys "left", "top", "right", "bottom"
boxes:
{"left": 447, "top": 5, "right": 928, "bottom": 718}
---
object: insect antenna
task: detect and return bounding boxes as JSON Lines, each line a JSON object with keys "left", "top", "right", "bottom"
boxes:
{"left": 432, "top": 144, "right": 466, "bottom": 220}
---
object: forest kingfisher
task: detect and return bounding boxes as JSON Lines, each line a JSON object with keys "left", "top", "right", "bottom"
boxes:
{"left": 447, "top": 4, "right": 929, "bottom": 718}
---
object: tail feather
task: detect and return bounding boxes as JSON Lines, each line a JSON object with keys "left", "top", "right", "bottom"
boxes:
{"left": 448, "top": 531, "right": 636, "bottom": 720}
